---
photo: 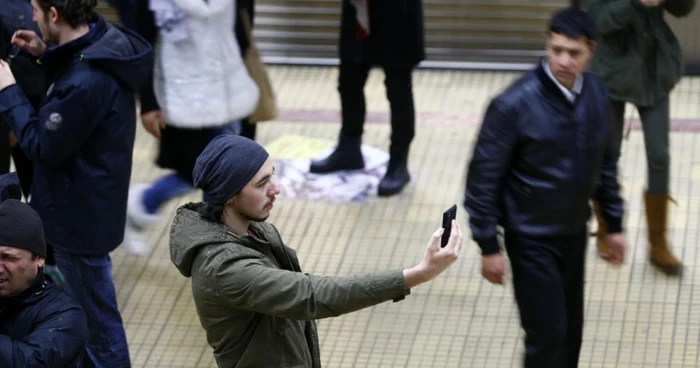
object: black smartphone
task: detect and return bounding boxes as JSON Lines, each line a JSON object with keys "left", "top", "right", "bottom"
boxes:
{"left": 441, "top": 205, "right": 457, "bottom": 248}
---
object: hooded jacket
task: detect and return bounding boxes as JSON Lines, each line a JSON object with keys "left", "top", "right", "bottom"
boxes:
{"left": 0, "top": 14, "right": 153, "bottom": 255}
{"left": 170, "top": 203, "right": 409, "bottom": 367}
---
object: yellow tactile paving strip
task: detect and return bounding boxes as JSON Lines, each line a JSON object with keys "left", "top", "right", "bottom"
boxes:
{"left": 109, "top": 66, "right": 700, "bottom": 367}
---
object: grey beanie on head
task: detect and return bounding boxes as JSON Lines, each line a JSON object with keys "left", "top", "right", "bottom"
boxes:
{"left": 193, "top": 134, "right": 270, "bottom": 204}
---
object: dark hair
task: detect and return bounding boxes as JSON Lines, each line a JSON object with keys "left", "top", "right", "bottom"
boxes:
{"left": 548, "top": 7, "right": 596, "bottom": 42}
{"left": 36, "top": 0, "right": 97, "bottom": 28}
{"left": 199, "top": 203, "right": 225, "bottom": 224}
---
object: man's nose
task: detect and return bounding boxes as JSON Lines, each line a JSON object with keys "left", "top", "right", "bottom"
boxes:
{"left": 269, "top": 181, "right": 281, "bottom": 196}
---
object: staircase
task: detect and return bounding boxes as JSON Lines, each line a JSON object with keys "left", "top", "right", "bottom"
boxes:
{"left": 253, "top": 0, "right": 569, "bottom": 69}
{"left": 96, "top": 0, "right": 571, "bottom": 70}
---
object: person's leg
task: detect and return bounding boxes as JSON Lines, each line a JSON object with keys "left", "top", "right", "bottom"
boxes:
{"left": 378, "top": 64, "right": 416, "bottom": 196}
{"left": 124, "top": 173, "right": 193, "bottom": 255}
{"left": 505, "top": 232, "right": 568, "bottom": 367}
{"left": 561, "top": 230, "right": 588, "bottom": 367}
{"left": 309, "top": 61, "right": 371, "bottom": 173}
{"left": 141, "top": 173, "right": 195, "bottom": 215}
{"left": 637, "top": 97, "right": 681, "bottom": 275}
{"left": 53, "top": 252, "right": 131, "bottom": 368}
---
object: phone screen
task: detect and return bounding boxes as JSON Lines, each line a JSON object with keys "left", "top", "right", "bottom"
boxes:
{"left": 441, "top": 205, "right": 457, "bottom": 248}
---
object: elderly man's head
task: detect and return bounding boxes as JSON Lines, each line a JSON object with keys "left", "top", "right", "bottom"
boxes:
{"left": 0, "top": 200, "right": 46, "bottom": 297}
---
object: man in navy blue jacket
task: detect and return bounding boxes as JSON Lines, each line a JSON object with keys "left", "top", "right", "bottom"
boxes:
{"left": 0, "top": 0, "right": 152, "bottom": 366}
{"left": 0, "top": 181, "right": 88, "bottom": 367}
{"left": 464, "top": 7, "right": 626, "bottom": 368}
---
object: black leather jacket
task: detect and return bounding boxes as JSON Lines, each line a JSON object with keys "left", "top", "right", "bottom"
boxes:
{"left": 464, "top": 63, "right": 624, "bottom": 254}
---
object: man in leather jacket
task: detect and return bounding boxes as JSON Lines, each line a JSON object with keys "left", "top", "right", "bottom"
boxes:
{"left": 464, "top": 8, "right": 626, "bottom": 367}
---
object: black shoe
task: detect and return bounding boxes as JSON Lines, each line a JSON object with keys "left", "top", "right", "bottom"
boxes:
{"left": 310, "top": 136, "right": 364, "bottom": 173}
{"left": 378, "top": 146, "right": 410, "bottom": 196}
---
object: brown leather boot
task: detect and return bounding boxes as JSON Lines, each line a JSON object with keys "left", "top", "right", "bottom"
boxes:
{"left": 592, "top": 201, "right": 610, "bottom": 260}
{"left": 644, "top": 192, "right": 682, "bottom": 276}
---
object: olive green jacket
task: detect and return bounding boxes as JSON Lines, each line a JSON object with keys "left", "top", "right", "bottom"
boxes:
{"left": 582, "top": 0, "right": 695, "bottom": 106}
{"left": 169, "top": 203, "right": 409, "bottom": 368}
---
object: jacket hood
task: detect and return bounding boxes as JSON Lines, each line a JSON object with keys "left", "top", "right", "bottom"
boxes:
{"left": 42, "top": 14, "right": 153, "bottom": 91}
{"left": 81, "top": 16, "right": 153, "bottom": 91}
{"left": 170, "top": 202, "right": 232, "bottom": 277}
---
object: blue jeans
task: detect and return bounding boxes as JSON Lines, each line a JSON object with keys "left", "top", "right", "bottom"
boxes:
{"left": 53, "top": 252, "right": 131, "bottom": 368}
{"left": 142, "top": 173, "right": 194, "bottom": 214}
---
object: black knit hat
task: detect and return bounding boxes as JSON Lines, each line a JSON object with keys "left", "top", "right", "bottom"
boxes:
{"left": 0, "top": 199, "right": 47, "bottom": 257}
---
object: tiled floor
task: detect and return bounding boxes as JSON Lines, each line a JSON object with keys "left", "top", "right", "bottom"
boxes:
{"left": 114, "top": 66, "right": 700, "bottom": 367}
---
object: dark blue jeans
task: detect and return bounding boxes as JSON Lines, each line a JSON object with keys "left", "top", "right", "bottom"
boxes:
{"left": 54, "top": 252, "right": 131, "bottom": 368}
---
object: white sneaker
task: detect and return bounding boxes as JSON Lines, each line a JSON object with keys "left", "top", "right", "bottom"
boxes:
{"left": 124, "top": 184, "right": 161, "bottom": 256}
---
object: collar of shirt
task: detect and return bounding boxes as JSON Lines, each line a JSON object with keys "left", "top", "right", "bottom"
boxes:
{"left": 542, "top": 59, "right": 583, "bottom": 103}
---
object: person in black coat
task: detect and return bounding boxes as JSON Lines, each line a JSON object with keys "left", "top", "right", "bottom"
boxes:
{"left": 0, "top": 0, "right": 43, "bottom": 198}
{"left": 0, "top": 187, "right": 88, "bottom": 367}
{"left": 310, "top": 0, "right": 425, "bottom": 196}
{"left": 464, "top": 8, "right": 626, "bottom": 367}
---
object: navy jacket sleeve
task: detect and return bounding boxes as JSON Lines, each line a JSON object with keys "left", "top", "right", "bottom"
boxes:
{"left": 0, "top": 82, "right": 100, "bottom": 168}
{"left": 464, "top": 100, "right": 517, "bottom": 255}
{"left": 0, "top": 303, "right": 88, "bottom": 367}
{"left": 134, "top": 0, "right": 160, "bottom": 114}
{"left": 593, "top": 117, "right": 624, "bottom": 234}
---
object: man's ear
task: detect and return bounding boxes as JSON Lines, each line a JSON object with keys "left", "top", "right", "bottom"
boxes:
{"left": 35, "top": 256, "right": 45, "bottom": 269}
{"left": 588, "top": 40, "right": 598, "bottom": 54}
{"left": 49, "top": 6, "right": 60, "bottom": 25}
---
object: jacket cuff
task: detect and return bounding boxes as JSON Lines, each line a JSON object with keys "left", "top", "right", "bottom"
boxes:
{"left": 0, "top": 84, "right": 26, "bottom": 111}
{"left": 372, "top": 269, "right": 410, "bottom": 303}
{"left": 605, "top": 216, "right": 623, "bottom": 234}
{"left": 477, "top": 237, "right": 501, "bottom": 255}
{"left": 138, "top": 76, "right": 160, "bottom": 114}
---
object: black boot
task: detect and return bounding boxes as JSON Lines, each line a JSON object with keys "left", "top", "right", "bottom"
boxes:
{"left": 378, "top": 146, "right": 410, "bottom": 196}
{"left": 310, "top": 136, "right": 364, "bottom": 173}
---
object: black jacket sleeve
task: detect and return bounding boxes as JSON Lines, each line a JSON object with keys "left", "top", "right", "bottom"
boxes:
{"left": 593, "top": 112, "right": 624, "bottom": 233}
{"left": 134, "top": 0, "right": 160, "bottom": 114}
{"left": 464, "top": 100, "right": 517, "bottom": 255}
{"left": 235, "top": 0, "right": 255, "bottom": 56}
{"left": 0, "top": 302, "right": 88, "bottom": 367}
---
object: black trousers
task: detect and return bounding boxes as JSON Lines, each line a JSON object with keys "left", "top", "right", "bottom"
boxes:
{"left": 338, "top": 61, "right": 416, "bottom": 148}
{"left": 505, "top": 229, "right": 587, "bottom": 368}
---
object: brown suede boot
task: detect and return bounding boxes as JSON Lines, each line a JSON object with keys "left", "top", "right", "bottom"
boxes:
{"left": 644, "top": 192, "right": 683, "bottom": 276}
{"left": 592, "top": 201, "right": 610, "bottom": 260}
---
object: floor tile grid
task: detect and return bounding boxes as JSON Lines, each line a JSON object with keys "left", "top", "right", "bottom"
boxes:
{"left": 73, "top": 66, "right": 700, "bottom": 367}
